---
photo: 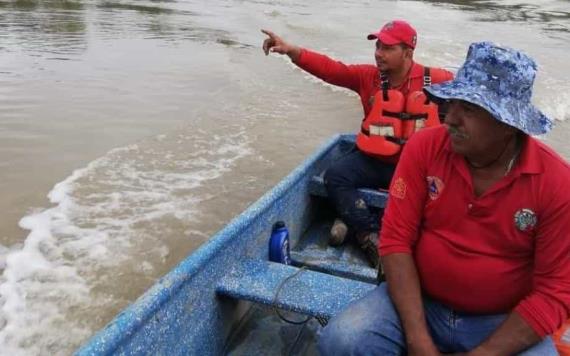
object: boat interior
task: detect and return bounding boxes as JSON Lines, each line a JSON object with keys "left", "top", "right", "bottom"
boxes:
{"left": 221, "top": 160, "right": 388, "bottom": 355}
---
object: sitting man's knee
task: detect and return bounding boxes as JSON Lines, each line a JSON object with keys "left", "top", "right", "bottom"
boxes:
{"left": 318, "top": 314, "right": 365, "bottom": 355}
{"left": 318, "top": 284, "right": 404, "bottom": 355}
{"left": 323, "top": 165, "right": 343, "bottom": 186}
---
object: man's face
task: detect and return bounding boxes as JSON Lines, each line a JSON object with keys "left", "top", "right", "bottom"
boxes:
{"left": 374, "top": 41, "right": 410, "bottom": 72}
{"left": 443, "top": 100, "right": 510, "bottom": 157}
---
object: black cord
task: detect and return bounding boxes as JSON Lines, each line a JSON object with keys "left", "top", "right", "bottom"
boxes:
{"left": 272, "top": 266, "right": 312, "bottom": 325}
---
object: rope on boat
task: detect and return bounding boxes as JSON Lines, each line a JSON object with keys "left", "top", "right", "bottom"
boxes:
{"left": 272, "top": 266, "right": 313, "bottom": 325}
{"left": 272, "top": 266, "right": 329, "bottom": 327}
{"left": 273, "top": 266, "right": 330, "bottom": 355}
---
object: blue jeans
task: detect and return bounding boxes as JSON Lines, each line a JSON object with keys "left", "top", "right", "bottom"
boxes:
{"left": 324, "top": 147, "right": 396, "bottom": 235}
{"left": 318, "top": 283, "right": 558, "bottom": 355}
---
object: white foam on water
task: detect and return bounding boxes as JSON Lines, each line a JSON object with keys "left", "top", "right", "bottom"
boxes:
{"left": 537, "top": 84, "right": 570, "bottom": 123}
{"left": 278, "top": 55, "right": 358, "bottom": 96}
{"left": 0, "top": 129, "right": 252, "bottom": 355}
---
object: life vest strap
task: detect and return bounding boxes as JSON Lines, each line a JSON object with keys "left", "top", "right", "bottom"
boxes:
{"left": 385, "top": 136, "right": 407, "bottom": 145}
{"left": 359, "top": 127, "right": 407, "bottom": 145}
{"left": 423, "top": 67, "right": 432, "bottom": 87}
{"left": 380, "top": 72, "right": 390, "bottom": 101}
{"left": 423, "top": 67, "right": 432, "bottom": 105}
{"left": 382, "top": 110, "right": 428, "bottom": 121}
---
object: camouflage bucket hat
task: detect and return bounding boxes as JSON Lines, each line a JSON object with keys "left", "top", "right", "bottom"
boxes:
{"left": 424, "top": 41, "right": 553, "bottom": 135}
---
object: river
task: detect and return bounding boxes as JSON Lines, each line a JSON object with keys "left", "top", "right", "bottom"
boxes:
{"left": 0, "top": 0, "right": 568, "bottom": 354}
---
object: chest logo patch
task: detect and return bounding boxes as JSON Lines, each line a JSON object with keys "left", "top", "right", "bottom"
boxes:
{"left": 391, "top": 177, "right": 407, "bottom": 199}
{"left": 514, "top": 208, "right": 537, "bottom": 232}
{"left": 426, "top": 176, "right": 445, "bottom": 200}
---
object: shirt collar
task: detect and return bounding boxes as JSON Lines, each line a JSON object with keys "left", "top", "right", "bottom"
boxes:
{"left": 514, "top": 134, "right": 543, "bottom": 175}
{"left": 408, "top": 61, "right": 423, "bottom": 79}
{"left": 374, "top": 61, "right": 421, "bottom": 84}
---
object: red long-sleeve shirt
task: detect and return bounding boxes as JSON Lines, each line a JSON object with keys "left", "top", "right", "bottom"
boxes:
{"left": 294, "top": 48, "right": 454, "bottom": 119}
{"left": 380, "top": 126, "right": 570, "bottom": 337}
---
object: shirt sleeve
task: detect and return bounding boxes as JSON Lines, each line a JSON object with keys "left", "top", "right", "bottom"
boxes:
{"left": 379, "top": 129, "right": 431, "bottom": 256}
{"left": 514, "top": 184, "right": 570, "bottom": 337}
{"left": 430, "top": 67, "right": 455, "bottom": 84}
{"left": 295, "top": 48, "right": 366, "bottom": 92}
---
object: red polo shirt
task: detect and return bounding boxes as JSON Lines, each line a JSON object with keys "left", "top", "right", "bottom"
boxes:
{"left": 380, "top": 126, "right": 570, "bottom": 337}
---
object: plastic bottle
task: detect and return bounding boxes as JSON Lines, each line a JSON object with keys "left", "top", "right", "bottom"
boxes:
{"left": 268, "top": 221, "right": 291, "bottom": 265}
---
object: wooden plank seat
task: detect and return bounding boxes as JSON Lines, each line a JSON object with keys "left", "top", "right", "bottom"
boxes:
{"left": 216, "top": 259, "right": 375, "bottom": 320}
{"left": 308, "top": 175, "right": 389, "bottom": 209}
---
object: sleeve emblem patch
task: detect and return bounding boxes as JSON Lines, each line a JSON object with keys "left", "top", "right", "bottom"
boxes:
{"left": 391, "top": 177, "right": 407, "bottom": 199}
{"left": 426, "top": 176, "right": 445, "bottom": 200}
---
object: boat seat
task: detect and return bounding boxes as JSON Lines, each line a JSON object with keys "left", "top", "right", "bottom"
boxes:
{"left": 290, "top": 250, "right": 376, "bottom": 284}
{"left": 308, "top": 175, "right": 389, "bottom": 209}
{"left": 216, "top": 259, "right": 375, "bottom": 320}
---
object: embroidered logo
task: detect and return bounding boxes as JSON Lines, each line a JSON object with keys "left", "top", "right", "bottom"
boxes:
{"left": 426, "top": 176, "right": 445, "bottom": 200}
{"left": 514, "top": 208, "right": 537, "bottom": 232}
{"left": 391, "top": 177, "right": 406, "bottom": 199}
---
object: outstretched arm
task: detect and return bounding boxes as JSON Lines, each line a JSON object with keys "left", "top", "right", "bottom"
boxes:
{"left": 261, "top": 29, "right": 364, "bottom": 91}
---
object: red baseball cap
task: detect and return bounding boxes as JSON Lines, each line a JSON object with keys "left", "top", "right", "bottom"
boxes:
{"left": 367, "top": 20, "right": 417, "bottom": 49}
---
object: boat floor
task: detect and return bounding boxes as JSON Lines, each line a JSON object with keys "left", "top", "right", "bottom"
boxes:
{"left": 225, "top": 207, "right": 377, "bottom": 355}
{"left": 225, "top": 304, "right": 321, "bottom": 356}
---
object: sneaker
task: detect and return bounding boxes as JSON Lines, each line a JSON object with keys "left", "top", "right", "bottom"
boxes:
{"left": 356, "top": 232, "right": 379, "bottom": 269}
{"left": 329, "top": 218, "right": 348, "bottom": 246}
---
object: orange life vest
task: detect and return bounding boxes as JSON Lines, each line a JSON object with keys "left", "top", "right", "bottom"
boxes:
{"left": 554, "top": 320, "right": 570, "bottom": 356}
{"left": 356, "top": 68, "right": 440, "bottom": 158}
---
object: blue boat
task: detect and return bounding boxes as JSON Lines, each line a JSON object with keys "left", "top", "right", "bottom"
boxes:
{"left": 77, "top": 135, "right": 389, "bottom": 355}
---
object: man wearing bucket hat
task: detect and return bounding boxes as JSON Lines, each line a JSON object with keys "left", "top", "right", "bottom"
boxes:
{"left": 261, "top": 21, "right": 453, "bottom": 268}
{"left": 318, "top": 42, "right": 570, "bottom": 355}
